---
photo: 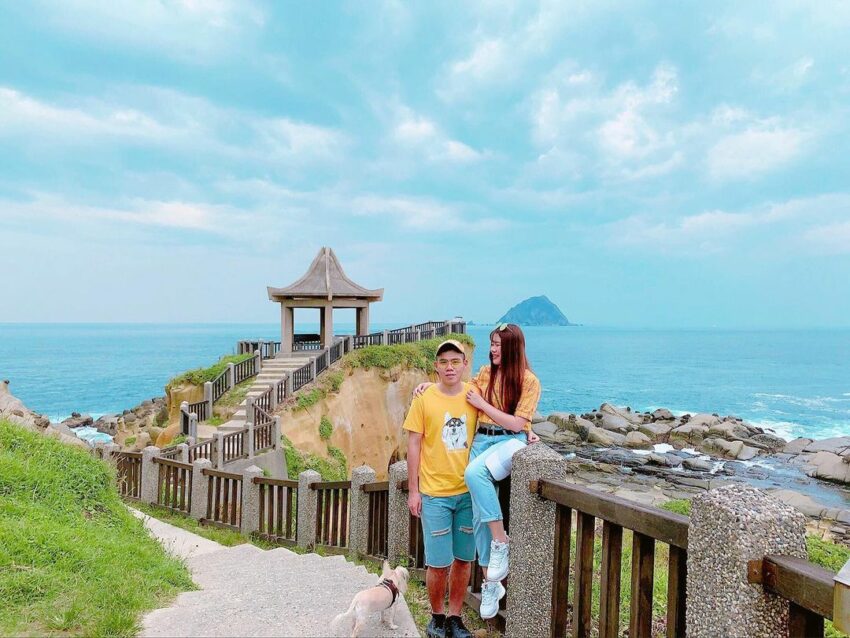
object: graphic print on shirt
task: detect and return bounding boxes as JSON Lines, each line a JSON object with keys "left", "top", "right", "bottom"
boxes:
{"left": 441, "top": 412, "right": 468, "bottom": 451}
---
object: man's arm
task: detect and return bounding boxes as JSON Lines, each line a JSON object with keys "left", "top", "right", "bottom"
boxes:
{"left": 407, "top": 432, "right": 423, "bottom": 517}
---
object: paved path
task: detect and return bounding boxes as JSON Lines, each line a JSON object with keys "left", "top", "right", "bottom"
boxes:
{"left": 134, "top": 508, "right": 419, "bottom": 638}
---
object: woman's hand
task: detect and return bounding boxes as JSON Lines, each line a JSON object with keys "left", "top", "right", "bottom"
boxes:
{"left": 465, "top": 388, "right": 488, "bottom": 410}
{"left": 413, "top": 382, "right": 432, "bottom": 398}
{"left": 527, "top": 430, "right": 540, "bottom": 444}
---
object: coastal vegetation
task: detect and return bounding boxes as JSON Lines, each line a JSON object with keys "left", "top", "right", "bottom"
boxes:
{"left": 0, "top": 419, "right": 192, "bottom": 636}
{"left": 282, "top": 434, "right": 348, "bottom": 481}
{"left": 343, "top": 333, "right": 474, "bottom": 373}
{"left": 319, "top": 415, "right": 333, "bottom": 441}
{"left": 216, "top": 378, "right": 253, "bottom": 408}
{"left": 165, "top": 353, "right": 252, "bottom": 392}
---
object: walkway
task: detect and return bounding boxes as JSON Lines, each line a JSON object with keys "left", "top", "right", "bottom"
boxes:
{"left": 132, "top": 509, "right": 419, "bottom": 637}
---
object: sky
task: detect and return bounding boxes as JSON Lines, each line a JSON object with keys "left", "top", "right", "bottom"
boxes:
{"left": 1, "top": 1, "right": 849, "bottom": 329}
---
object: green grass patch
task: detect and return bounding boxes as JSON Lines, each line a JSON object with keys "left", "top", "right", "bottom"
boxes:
{"left": 296, "top": 387, "right": 326, "bottom": 411}
{"left": 291, "top": 368, "right": 347, "bottom": 413}
{"left": 282, "top": 435, "right": 348, "bottom": 481}
{"left": 207, "top": 415, "right": 225, "bottom": 427}
{"left": 171, "top": 434, "right": 187, "bottom": 445}
{"left": 660, "top": 498, "right": 691, "bottom": 516}
{"left": 216, "top": 378, "right": 253, "bottom": 408}
{"left": 132, "top": 502, "right": 248, "bottom": 547}
{"left": 325, "top": 370, "right": 345, "bottom": 393}
{"left": 0, "top": 420, "right": 194, "bottom": 637}
{"left": 124, "top": 436, "right": 136, "bottom": 445}
{"left": 165, "top": 354, "right": 252, "bottom": 393}
{"left": 319, "top": 416, "right": 333, "bottom": 441}
{"left": 344, "top": 333, "right": 475, "bottom": 373}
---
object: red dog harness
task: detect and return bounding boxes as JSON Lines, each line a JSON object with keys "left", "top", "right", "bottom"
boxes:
{"left": 378, "top": 578, "right": 400, "bottom": 607}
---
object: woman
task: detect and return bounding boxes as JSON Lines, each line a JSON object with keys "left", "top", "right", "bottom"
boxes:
{"left": 415, "top": 323, "right": 541, "bottom": 619}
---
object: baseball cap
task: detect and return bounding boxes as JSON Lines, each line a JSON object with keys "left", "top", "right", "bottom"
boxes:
{"left": 436, "top": 339, "right": 466, "bottom": 357}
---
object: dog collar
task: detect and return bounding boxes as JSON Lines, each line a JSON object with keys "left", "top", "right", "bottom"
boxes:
{"left": 379, "top": 578, "right": 399, "bottom": 606}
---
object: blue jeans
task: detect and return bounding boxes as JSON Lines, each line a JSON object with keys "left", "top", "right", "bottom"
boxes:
{"left": 420, "top": 493, "right": 475, "bottom": 568}
{"left": 464, "top": 429, "right": 527, "bottom": 567}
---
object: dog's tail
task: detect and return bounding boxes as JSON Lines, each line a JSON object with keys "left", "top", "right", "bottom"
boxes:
{"left": 330, "top": 599, "right": 357, "bottom": 637}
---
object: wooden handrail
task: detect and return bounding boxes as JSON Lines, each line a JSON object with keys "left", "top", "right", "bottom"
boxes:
{"left": 152, "top": 456, "right": 192, "bottom": 470}
{"left": 309, "top": 480, "right": 352, "bottom": 490}
{"left": 748, "top": 555, "right": 835, "bottom": 620}
{"left": 362, "top": 481, "right": 390, "bottom": 492}
{"left": 253, "top": 476, "right": 298, "bottom": 488}
{"left": 533, "top": 478, "right": 689, "bottom": 549}
{"left": 202, "top": 467, "right": 242, "bottom": 480}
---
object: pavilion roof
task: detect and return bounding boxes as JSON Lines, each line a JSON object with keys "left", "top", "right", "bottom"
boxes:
{"left": 267, "top": 247, "right": 384, "bottom": 302}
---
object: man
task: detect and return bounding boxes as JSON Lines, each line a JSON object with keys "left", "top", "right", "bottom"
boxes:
{"left": 404, "top": 339, "right": 477, "bottom": 638}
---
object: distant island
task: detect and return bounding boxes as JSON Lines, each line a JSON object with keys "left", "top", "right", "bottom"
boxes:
{"left": 496, "top": 295, "right": 576, "bottom": 326}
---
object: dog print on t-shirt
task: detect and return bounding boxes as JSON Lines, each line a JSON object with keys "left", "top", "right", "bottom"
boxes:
{"left": 441, "top": 412, "right": 468, "bottom": 451}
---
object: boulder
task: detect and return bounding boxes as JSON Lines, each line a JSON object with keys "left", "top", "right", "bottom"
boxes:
{"left": 588, "top": 426, "right": 626, "bottom": 446}
{"left": 703, "top": 438, "right": 743, "bottom": 459}
{"left": 803, "top": 437, "right": 850, "bottom": 455}
{"left": 647, "top": 453, "right": 682, "bottom": 468}
{"left": 735, "top": 444, "right": 760, "bottom": 461}
{"left": 60, "top": 413, "right": 94, "bottom": 429}
{"left": 747, "top": 433, "right": 786, "bottom": 453}
{"left": 769, "top": 489, "right": 827, "bottom": 518}
{"left": 783, "top": 438, "right": 813, "bottom": 455}
{"left": 599, "top": 413, "right": 633, "bottom": 434}
{"left": 708, "top": 420, "right": 754, "bottom": 441}
{"left": 132, "top": 431, "right": 152, "bottom": 451}
{"left": 652, "top": 408, "right": 675, "bottom": 421}
{"left": 42, "top": 424, "right": 89, "bottom": 449}
{"left": 553, "top": 430, "right": 581, "bottom": 445}
{"left": 638, "top": 422, "right": 672, "bottom": 439}
{"left": 0, "top": 380, "right": 50, "bottom": 431}
{"left": 146, "top": 425, "right": 164, "bottom": 443}
{"left": 682, "top": 457, "right": 712, "bottom": 472}
{"left": 531, "top": 412, "right": 547, "bottom": 424}
{"left": 595, "top": 449, "right": 648, "bottom": 467}
{"left": 532, "top": 421, "right": 558, "bottom": 438}
{"left": 547, "top": 412, "right": 572, "bottom": 429}
{"left": 688, "top": 413, "right": 722, "bottom": 428}
{"left": 624, "top": 431, "right": 652, "bottom": 449}
{"left": 549, "top": 413, "right": 593, "bottom": 440}
{"left": 94, "top": 415, "right": 119, "bottom": 436}
{"left": 670, "top": 424, "right": 709, "bottom": 443}
{"left": 806, "top": 451, "right": 850, "bottom": 484}
{"left": 599, "top": 403, "right": 643, "bottom": 425}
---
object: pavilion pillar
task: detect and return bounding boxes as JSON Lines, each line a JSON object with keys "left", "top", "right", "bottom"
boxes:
{"left": 320, "top": 303, "right": 334, "bottom": 349}
{"left": 281, "top": 304, "right": 294, "bottom": 355}
{"left": 356, "top": 304, "right": 370, "bottom": 336}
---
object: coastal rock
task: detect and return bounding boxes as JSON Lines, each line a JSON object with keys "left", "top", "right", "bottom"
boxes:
{"left": 703, "top": 438, "right": 748, "bottom": 459}
{"left": 783, "top": 438, "right": 813, "bottom": 454}
{"left": 647, "top": 453, "right": 682, "bottom": 468}
{"left": 735, "top": 444, "right": 760, "bottom": 461}
{"left": 682, "top": 457, "right": 712, "bottom": 472}
{"left": 133, "top": 432, "right": 152, "bottom": 450}
{"left": 594, "top": 449, "right": 648, "bottom": 467}
{"left": 688, "top": 413, "right": 722, "bottom": 429}
{"left": 532, "top": 421, "right": 558, "bottom": 438}
{"left": 746, "top": 433, "right": 786, "bottom": 453}
{"left": 43, "top": 424, "right": 89, "bottom": 449}
{"left": 652, "top": 408, "right": 675, "bottom": 421}
{"left": 588, "top": 426, "right": 626, "bottom": 446}
{"left": 146, "top": 425, "right": 164, "bottom": 443}
{"left": 599, "top": 413, "right": 632, "bottom": 434}
{"left": 769, "top": 489, "right": 827, "bottom": 518}
{"left": 638, "top": 422, "right": 672, "bottom": 439}
{"left": 708, "top": 420, "right": 753, "bottom": 441}
{"left": 0, "top": 380, "right": 50, "bottom": 431}
{"left": 94, "top": 415, "right": 119, "bottom": 436}
{"left": 546, "top": 412, "right": 572, "bottom": 430}
{"left": 803, "top": 437, "right": 850, "bottom": 455}
{"left": 553, "top": 430, "right": 581, "bottom": 445}
{"left": 549, "top": 413, "right": 594, "bottom": 440}
{"left": 670, "top": 423, "right": 709, "bottom": 443}
{"left": 60, "top": 413, "right": 94, "bottom": 429}
{"left": 806, "top": 451, "right": 850, "bottom": 484}
{"left": 599, "top": 403, "right": 643, "bottom": 426}
{"left": 531, "top": 412, "right": 546, "bottom": 424}
{"left": 624, "top": 431, "right": 652, "bottom": 448}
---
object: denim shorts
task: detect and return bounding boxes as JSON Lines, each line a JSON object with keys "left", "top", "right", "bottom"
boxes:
{"left": 420, "top": 492, "right": 476, "bottom": 568}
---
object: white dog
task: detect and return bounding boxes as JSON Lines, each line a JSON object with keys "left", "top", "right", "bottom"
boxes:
{"left": 332, "top": 561, "right": 409, "bottom": 637}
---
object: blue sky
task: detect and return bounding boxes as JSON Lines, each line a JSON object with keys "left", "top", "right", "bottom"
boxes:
{"left": 1, "top": 1, "right": 849, "bottom": 328}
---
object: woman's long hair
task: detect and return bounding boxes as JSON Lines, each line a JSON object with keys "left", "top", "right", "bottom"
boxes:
{"left": 486, "top": 324, "right": 530, "bottom": 416}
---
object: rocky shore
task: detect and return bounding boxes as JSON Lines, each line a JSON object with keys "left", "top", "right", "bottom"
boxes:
{"left": 55, "top": 396, "right": 168, "bottom": 450}
{"left": 533, "top": 403, "right": 850, "bottom": 545}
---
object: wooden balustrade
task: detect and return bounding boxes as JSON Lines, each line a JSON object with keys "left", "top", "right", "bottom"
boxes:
{"left": 293, "top": 340, "right": 322, "bottom": 352}
{"left": 212, "top": 369, "right": 229, "bottom": 402}
{"left": 154, "top": 457, "right": 193, "bottom": 514}
{"left": 310, "top": 481, "right": 351, "bottom": 553}
{"left": 254, "top": 420, "right": 274, "bottom": 453}
{"left": 315, "top": 350, "right": 329, "bottom": 374}
{"left": 180, "top": 408, "right": 191, "bottom": 435}
{"left": 115, "top": 451, "right": 142, "bottom": 499}
{"left": 748, "top": 555, "right": 840, "bottom": 637}
{"left": 159, "top": 444, "right": 182, "bottom": 460}
{"left": 202, "top": 467, "right": 242, "bottom": 530}
{"left": 255, "top": 386, "right": 272, "bottom": 414}
{"left": 234, "top": 357, "right": 257, "bottom": 384}
{"left": 187, "top": 400, "right": 209, "bottom": 422}
{"left": 221, "top": 429, "right": 247, "bottom": 464}
{"left": 292, "top": 362, "right": 313, "bottom": 392}
{"left": 188, "top": 438, "right": 215, "bottom": 463}
{"left": 362, "top": 481, "right": 389, "bottom": 559}
{"left": 255, "top": 476, "right": 298, "bottom": 545}
{"left": 276, "top": 379, "right": 286, "bottom": 404}
{"left": 329, "top": 340, "right": 344, "bottom": 364}
{"left": 534, "top": 478, "right": 689, "bottom": 638}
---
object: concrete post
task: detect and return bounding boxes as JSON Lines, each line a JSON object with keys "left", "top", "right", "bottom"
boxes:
{"left": 245, "top": 397, "right": 255, "bottom": 426}
{"left": 388, "top": 461, "right": 410, "bottom": 564}
{"left": 272, "top": 416, "right": 281, "bottom": 451}
{"left": 247, "top": 421, "right": 255, "bottom": 459}
{"left": 348, "top": 465, "right": 377, "bottom": 557}
{"left": 140, "top": 446, "right": 162, "bottom": 505}
{"left": 226, "top": 363, "right": 235, "bottom": 390}
{"left": 281, "top": 305, "right": 294, "bottom": 355}
{"left": 269, "top": 383, "right": 278, "bottom": 411}
{"left": 177, "top": 442, "right": 190, "bottom": 464}
{"left": 190, "top": 458, "right": 212, "bottom": 520}
{"left": 258, "top": 340, "right": 265, "bottom": 360}
{"left": 297, "top": 470, "right": 321, "bottom": 549}
{"left": 310, "top": 357, "right": 317, "bottom": 380}
{"left": 188, "top": 413, "right": 198, "bottom": 440}
{"left": 203, "top": 381, "right": 213, "bottom": 419}
{"left": 382, "top": 330, "right": 389, "bottom": 345}
{"left": 254, "top": 349, "right": 262, "bottom": 373}
{"left": 240, "top": 465, "right": 263, "bottom": 536}
{"left": 687, "top": 484, "right": 808, "bottom": 638}
{"left": 214, "top": 431, "right": 225, "bottom": 469}
{"left": 284, "top": 373, "right": 291, "bottom": 399}
{"left": 505, "top": 445, "right": 569, "bottom": 638}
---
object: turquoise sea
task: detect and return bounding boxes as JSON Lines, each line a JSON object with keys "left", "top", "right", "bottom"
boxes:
{"left": 1, "top": 324, "right": 848, "bottom": 441}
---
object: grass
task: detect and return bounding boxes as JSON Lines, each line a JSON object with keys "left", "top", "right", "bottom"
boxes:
{"left": 207, "top": 415, "right": 225, "bottom": 427}
{"left": 0, "top": 419, "right": 194, "bottom": 637}
{"left": 124, "top": 435, "right": 136, "bottom": 445}
{"left": 133, "top": 502, "right": 249, "bottom": 547}
{"left": 171, "top": 434, "right": 187, "bottom": 445}
{"left": 291, "top": 369, "right": 347, "bottom": 412}
{"left": 165, "top": 354, "right": 252, "bottom": 393}
{"left": 216, "top": 378, "right": 253, "bottom": 408}
{"left": 319, "top": 416, "right": 333, "bottom": 441}
{"left": 344, "top": 333, "right": 475, "bottom": 373}
{"left": 282, "top": 435, "right": 348, "bottom": 481}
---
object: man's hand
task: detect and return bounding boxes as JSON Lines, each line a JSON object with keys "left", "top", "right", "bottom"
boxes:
{"left": 413, "top": 382, "right": 432, "bottom": 397}
{"left": 527, "top": 430, "right": 540, "bottom": 444}
{"left": 408, "top": 490, "right": 422, "bottom": 517}
{"left": 465, "top": 388, "right": 487, "bottom": 410}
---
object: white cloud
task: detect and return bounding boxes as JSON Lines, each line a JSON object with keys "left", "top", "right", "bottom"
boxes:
{"left": 803, "top": 221, "right": 850, "bottom": 254}
{"left": 391, "top": 107, "right": 483, "bottom": 163}
{"left": 450, "top": 39, "right": 508, "bottom": 85}
{"left": 351, "top": 195, "right": 506, "bottom": 232}
{"left": 707, "top": 124, "right": 807, "bottom": 180}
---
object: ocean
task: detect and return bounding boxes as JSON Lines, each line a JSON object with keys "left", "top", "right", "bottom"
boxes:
{"left": 1, "top": 323, "right": 848, "bottom": 441}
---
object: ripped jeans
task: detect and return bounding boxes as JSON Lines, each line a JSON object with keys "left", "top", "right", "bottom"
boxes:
{"left": 420, "top": 493, "right": 475, "bottom": 568}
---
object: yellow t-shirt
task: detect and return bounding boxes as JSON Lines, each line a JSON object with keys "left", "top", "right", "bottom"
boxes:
{"left": 471, "top": 365, "right": 541, "bottom": 431}
{"left": 402, "top": 383, "right": 478, "bottom": 497}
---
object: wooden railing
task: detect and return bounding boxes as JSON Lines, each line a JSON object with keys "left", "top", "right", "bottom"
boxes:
{"left": 187, "top": 399, "right": 209, "bottom": 421}
{"left": 329, "top": 340, "right": 344, "bottom": 365}
{"left": 291, "top": 361, "right": 313, "bottom": 393}
{"left": 255, "top": 476, "right": 298, "bottom": 545}
{"left": 253, "top": 410, "right": 274, "bottom": 454}
{"left": 363, "top": 481, "right": 389, "bottom": 559}
{"left": 293, "top": 339, "right": 322, "bottom": 352}
{"left": 534, "top": 478, "right": 689, "bottom": 638}
{"left": 159, "top": 444, "right": 182, "bottom": 460}
{"left": 154, "top": 457, "right": 193, "bottom": 514}
{"left": 212, "top": 368, "right": 229, "bottom": 402}
{"left": 315, "top": 349, "right": 329, "bottom": 375}
{"left": 202, "top": 467, "right": 242, "bottom": 530}
{"left": 311, "top": 480, "right": 350, "bottom": 553}
{"left": 254, "top": 386, "right": 272, "bottom": 414}
{"left": 188, "top": 438, "right": 215, "bottom": 463}
{"left": 353, "top": 333, "right": 384, "bottom": 347}
{"left": 115, "top": 451, "right": 142, "bottom": 499}
{"left": 748, "top": 555, "right": 842, "bottom": 637}
{"left": 276, "top": 379, "right": 286, "bottom": 405}
{"left": 234, "top": 357, "right": 257, "bottom": 384}
{"left": 221, "top": 429, "right": 247, "bottom": 464}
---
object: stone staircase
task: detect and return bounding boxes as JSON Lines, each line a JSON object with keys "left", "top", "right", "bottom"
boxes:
{"left": 134, "top": 510, "right": 419, "bottom": 638}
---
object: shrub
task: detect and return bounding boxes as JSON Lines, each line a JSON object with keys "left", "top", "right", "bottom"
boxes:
{"left": 344, "top": 333, "right": 475, "bottom": 373}
{"left": 124, "top": 436, "right": 137, "bottom": 445}
{"left": 165, "top": 354, "right": 252, "bottom": 393}
{"left": 661, "top": 499, "right": 691, "bottom": 516}
{"left": 319, "top": 416, "right": 333, "bottom": 441}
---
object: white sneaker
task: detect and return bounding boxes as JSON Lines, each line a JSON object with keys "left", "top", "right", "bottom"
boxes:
{"left": 487, "top": 539, "right": 510, "bottom": 582}
{"left": 479, "top": 580, "right": 506, "bottom": 619}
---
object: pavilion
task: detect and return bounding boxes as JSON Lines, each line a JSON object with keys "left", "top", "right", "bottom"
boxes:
{"left": 267, "top": 247, "right": 384, "bottom": 355}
